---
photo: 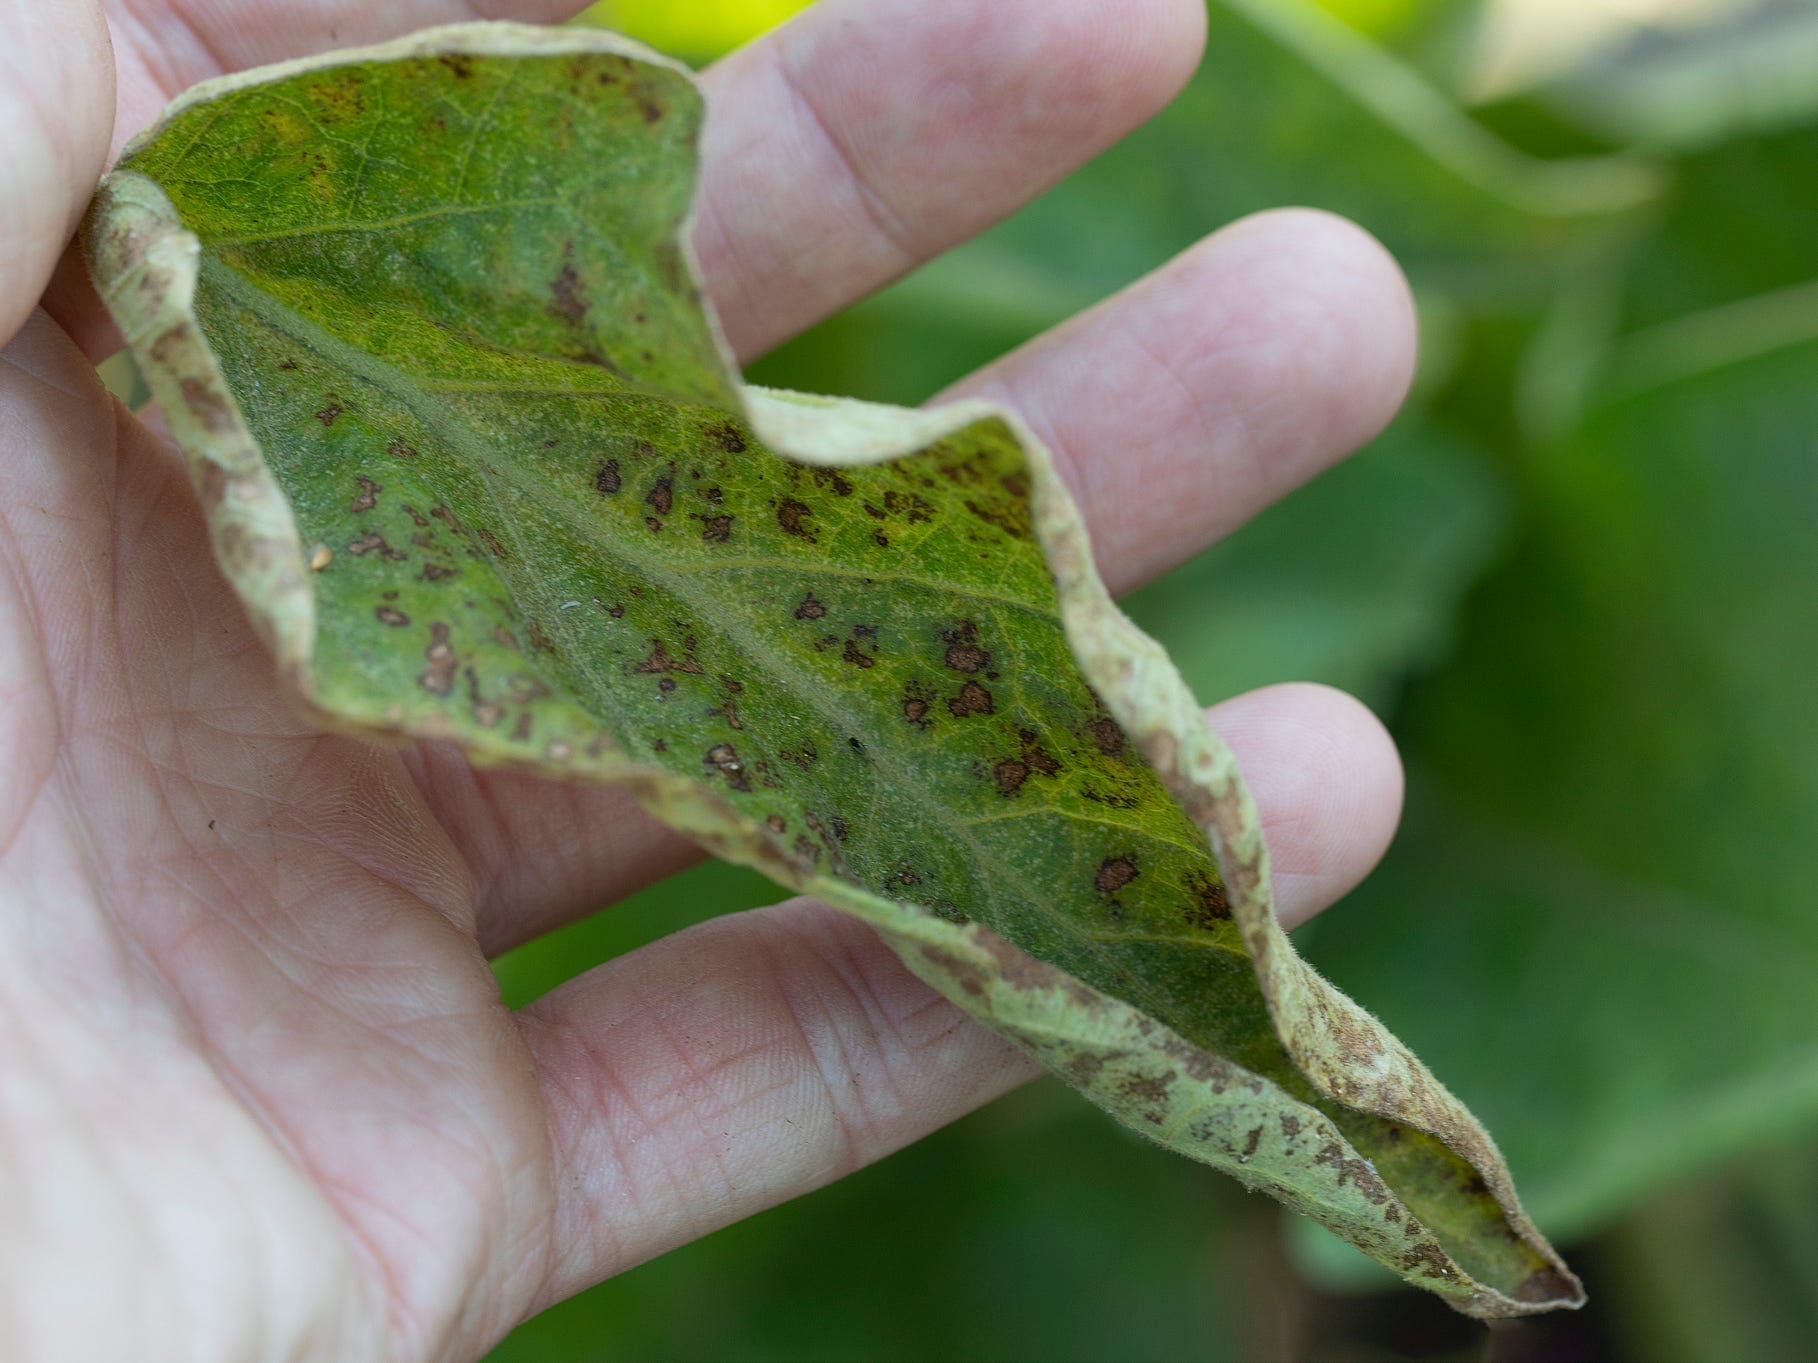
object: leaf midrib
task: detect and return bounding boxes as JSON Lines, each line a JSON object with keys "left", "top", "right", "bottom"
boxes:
{"left": 197, "top": 247, "right": 1254, "bottom": 1032}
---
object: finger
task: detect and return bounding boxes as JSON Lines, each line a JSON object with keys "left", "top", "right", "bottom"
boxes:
{"left": 941, "top": 207, "right": 1419, "bottom": 594}
{"left": 516, "top": 897, "right": 1037, "bottom": 1309}
{"left": 512, "top": 683, "right": 1402, "bottom": 1305}
{"left": 693, "top": 0, "right": 1207, "bottom": 359}
{"left": 0, "top": 0, "right": 113, "bottom": 349}
{"left": 1206, "top": 682, "right": 1403, "bottom": 930}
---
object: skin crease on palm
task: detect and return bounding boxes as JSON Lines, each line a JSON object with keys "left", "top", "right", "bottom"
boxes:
{"left": 0, "top": 0, "right": 1416, "bottom": 1359}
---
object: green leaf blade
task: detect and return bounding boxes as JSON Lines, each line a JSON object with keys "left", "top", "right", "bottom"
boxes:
{"left": 85, "top": 21, "right": 1580, "bottom": 1317}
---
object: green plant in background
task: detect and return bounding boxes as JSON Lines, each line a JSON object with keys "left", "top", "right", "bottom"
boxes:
{"left": 475, "top": 0, "right": 1818, "bottom": 1358}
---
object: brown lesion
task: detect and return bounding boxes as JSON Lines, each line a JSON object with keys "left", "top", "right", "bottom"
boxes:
{"left": 902, "top": 688, "right": 932, "bottom": 729}
{"left": 418, "top": 622, "right": 457, "bottom": 696}
{"left": 634, "top": 636, "right": 704, "bottom": 675}
{"left": 941, "top": 620, "right": 988, "bottom": 674}
{"left": 703, "top": 743, "right": 751, "bottom": 792}
{"left": 1090, "top": 716, "right": 1126, "bottom": 757}
{"left": 841, "top": 635, "right": 875, "bottom": 669}
{"left": 548, "top": 254, "right": 590, "bottom": 327}
{"left": 1184, "top": 873, "right": 1230, "bottom": 929}
{"left": 346, "top": 531, "right": 405, "bottom": 561}
{"left": 644, "top": 474, "right": 674, "bottom": 517}
{"left": 1095, "top": 856, "right": 1137, "bottom": 894}
{"left": 775, "top": 498, "right": 814, "bottom": 540}
{"left": 947, "top": 681, "right": 994, "bottom": 718}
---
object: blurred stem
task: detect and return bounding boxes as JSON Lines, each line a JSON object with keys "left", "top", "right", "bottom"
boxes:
{"left": 1605, "top": 276, "right": 1818, "bottom": 397}
{"left": 1600, "top": 1142, "right": 1818, "bottom": 1361}
{"left": 1220, "top": 0, "right": 1669, "bottom": 216}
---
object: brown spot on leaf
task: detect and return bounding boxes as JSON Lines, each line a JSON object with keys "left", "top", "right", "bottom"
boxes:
{"left": 418, "top": 622, "right": 456, "bottom": 695}
{"left": 645, "top": 475, "right": 674, "bottom": 517}
{"left": 964, "top": 496, "right": 1029, "bottom": 540}
{"left": 1095, "top": 857, "right": 1138, "bottom": 894}
{"left": 549, "top": 260, "right": 589, "bottom": 326}
{"left": 776, "top": 498, "right": 814, "bottom": 540}
{"left": 842, "top": 638, "right": 875, "bottom": 669}
{"left": 942, "top": 621, "right": 988, "bottom": 674}
{"left": 917, "top": 946, "right": 986, "bottom": 998}
{"left": 419, "top": 562, "right": 457, "bottom": 583}
{"left": 177, "top": 377, "right": 236, "bottom": 434}
{"left": 1280, "top": 1114, "right": 1302, "bottom": 1140}
{"left": 1120, "top": 1072, "right": 1172, "bottom": 1123}
{"left": 645, "top": 517, "right": 663, "bottom": 534}
{"left": 346, "top": 531, "right": 405, "bottom": 561}
{"left": 1516, "top": 1267, "right": 1581, "bottom": 1304}
{"left": 902, "top": 686, "right": 932, "bottom": 729}
{"left": 595, "top": 460, "right": 621, "bottom": 495}
{"left": 388, "top": 437, "right": 417, "bottom": 460}
{"left": 947, "top": 681, "right": 994, "bottom": 718}
{"left": 1399, "top": 1243, "right": 1455, "bottom": 1281}
{"left": 1091, "top": 717, "right": 1126, "bottom": 756}
{"left": 1018, "top": 730, "right": 1060, "bottom": 776}
{"left": 634, "top": 637, "right": 704, "bottom": 675}
{"left": 994, "top": 759, "right": 1029, "bottom": 796}
{"left": 1241, "top": 1126, "right": 1263, "bottom": 1160}
{"left": 794, "top": 593, "right": 826, "bottom": 620}
{"left": 703, "top": 744, "right": 749, "bottom": 791}
{"left": 1314, "top": 1143, "right": 1392, "bottom": 1205}
{"left": 811, "top": 468, "right": 854, "bottom": 497}
{"left": 710, "top": 421, "right": 746, "bottom": 453}
{"left": 315, "top": 396, "right": 346, "bottom": 426}
{"left": 700, "top": 514, "right": 732, "bottom": 543}
{"left": 439, "top": 53, "right": 475, "bottom": 79}
{"left": 374, "top": 606, "right": 410, "bottom": 627}
{"left": 1185, "top": 874, "right": 1231, "bottom": 929}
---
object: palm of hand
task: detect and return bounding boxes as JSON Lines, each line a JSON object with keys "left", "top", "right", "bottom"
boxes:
{"left": 1, "top": 3, "right": 1414, "bottom": 1360}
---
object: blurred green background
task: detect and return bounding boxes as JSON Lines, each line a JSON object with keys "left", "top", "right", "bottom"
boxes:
{"left": 480, "top": 1, "right": 1818, "bottom": 1358}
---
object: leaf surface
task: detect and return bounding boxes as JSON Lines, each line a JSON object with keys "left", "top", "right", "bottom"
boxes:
{"left": 84, "top": 22, "right": 1578, "bottom": 1316}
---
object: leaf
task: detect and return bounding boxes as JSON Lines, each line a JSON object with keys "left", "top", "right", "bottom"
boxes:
{"left": 82, "top": 21, "right": 1579, "bottom": 1315}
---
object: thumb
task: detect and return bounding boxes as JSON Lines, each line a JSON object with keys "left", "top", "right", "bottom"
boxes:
{"left": 0, "top": 0, "right": 114, "bottom": 351}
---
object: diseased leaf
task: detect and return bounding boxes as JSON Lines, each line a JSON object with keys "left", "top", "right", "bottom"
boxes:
{"left": 83, "top": 22, "right": 1580, "bottom": 1316}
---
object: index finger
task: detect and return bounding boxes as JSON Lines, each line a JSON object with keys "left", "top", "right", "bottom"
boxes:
{"left": 0, "top": 0, "right": 113, "bottom": 350}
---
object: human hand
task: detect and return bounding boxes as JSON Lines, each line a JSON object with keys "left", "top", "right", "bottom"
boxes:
{"left": 0, "top": 2, "right": 1414, "bottom": 1359}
